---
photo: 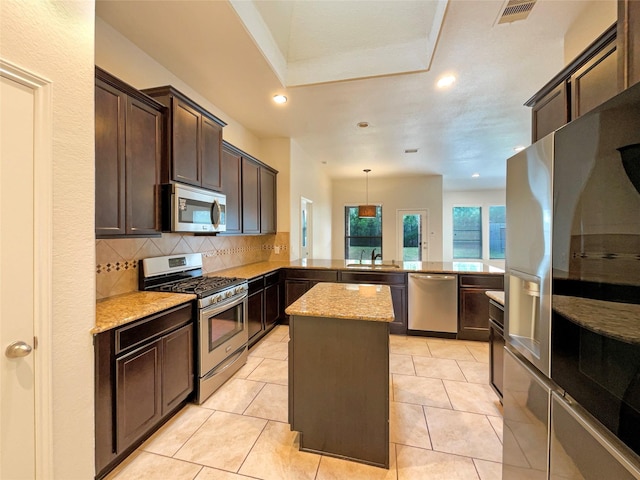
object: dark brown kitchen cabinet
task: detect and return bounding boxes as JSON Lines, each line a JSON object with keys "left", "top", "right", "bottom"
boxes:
{"left": 95, "top": 67, "right": 163, "bottom": 238}
{"left": 489, "top": 299, "right": 504, "bottom": 401}
{"left": 141, "top": 86, "right": 226, "bottom": 191}
{"left": 458, "top": 274, "right": 504, "bottom": 341}
{"left": 248, "top": 276, "right": 265, "bottom": 345}
{"left": 247, "top": 271, "right": 283, "bottom": 347}
{"left": 527, "top": 24, "right": 618, "bottom": 142}
{"left": 221, "top": 143, "right": 242, "bottom": 234}
{"left": 260, "top": 167, "right": 277, "bottom": 234}
{"left": 95, "top": 302, "right": 194, "bottom": 480}
{"left": 242, "top": 157, "right": 261, "bottom": 234}
{"left": 339, "top": 271, "right": 407, "bottom": 335}
{"left": 284, "top": 269, "right": 340, "bottom": 321}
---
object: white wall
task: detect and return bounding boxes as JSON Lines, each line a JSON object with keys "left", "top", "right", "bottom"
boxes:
{"left": 332, "top": 175, "right": 443, "bottom": 261}
{"left": 564, "top": 0, "right": 617, "bottom": 64}
{"left": 290, "top": 141, "right": 333, "bottom": 259}
{"left": 443, "top": 189, "right": 506, "bottom": 266}
{"left": 1, "top": 1, "right": 95, "bottom": 478}
{"left": 95, "top": 17, "right": 265, "bottom": 164}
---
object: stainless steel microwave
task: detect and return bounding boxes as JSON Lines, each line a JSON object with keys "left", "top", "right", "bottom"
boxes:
{"left": 162, "top": 183, "right": 226, "bottom": 233}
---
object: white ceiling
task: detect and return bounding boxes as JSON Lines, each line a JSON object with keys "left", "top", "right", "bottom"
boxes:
{"left": 96, "top": 0, "right": 595, "bottom": 190}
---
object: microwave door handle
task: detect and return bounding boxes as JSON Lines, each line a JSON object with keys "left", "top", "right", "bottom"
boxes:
{"left": 211, "top": 200, "right": 220, "bottom": 229}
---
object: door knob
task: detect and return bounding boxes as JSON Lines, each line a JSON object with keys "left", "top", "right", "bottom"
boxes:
{"left": 5, "top": 341, "right": 33, "bottom": 358}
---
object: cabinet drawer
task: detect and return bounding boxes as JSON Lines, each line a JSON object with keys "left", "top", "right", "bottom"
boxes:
{"left": 285, "top": 269, "right": 338, "bottom": 282}
{"left": 340, "top": 271, "right": 406, "bottom": 285}
{"left": 265, "top": 270, "right": 281, "bottom": 287}
{"left": 489, "top": 300, "right": 504, "bottom": 328}
{"left": 115, "top": 303, "right": 193, "bottom": 355}
{"left": 248, "top": 276, "right": 264, "bottom": 294}
{"left": 459, "top": 274, "right": 504, "bottom": 289}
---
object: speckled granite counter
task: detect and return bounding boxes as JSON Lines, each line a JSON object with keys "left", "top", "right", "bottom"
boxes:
{"left": 486, "top": 290, "right": 505, "bottom": 305}
{"left": 93, "top": 291, "right": 196, "bottom": 334}
{"left": 285, "top": 282, "right": 394, "bottom": 322}
{"left": 552, "top": 295, "right": 640, "bottom": 345}
{"left": 213, "top": 259, "right": 504, "bottom": 280}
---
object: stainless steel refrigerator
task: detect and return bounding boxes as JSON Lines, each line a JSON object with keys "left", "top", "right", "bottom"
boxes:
{"left": 503, "top": 81, "right": 640, "bottom": 479}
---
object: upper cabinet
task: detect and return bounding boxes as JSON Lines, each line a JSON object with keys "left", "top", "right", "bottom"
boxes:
{"left": 527, "top": 25, "right": 618, "bottom": 143}
{"left": 141, "top": 86, "right": 226, "bottom": 191}
{"left": 221, "top": 141, "right": 278, "bottom": 235}
{"left": 618, "top": 0, "right": 640, "bottom": 90}
{"left": 95, "top": 67, "right": 164, "bottom": 238}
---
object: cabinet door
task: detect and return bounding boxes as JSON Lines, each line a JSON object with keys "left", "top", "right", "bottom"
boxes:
{"left": 172, "top": 98, "right": 200, "bottom": 186}
{"left": 242, "top": 157, "right": 261, "bottom": 234}
{"left": 116, "top": 340, "right": 162, "bottom": 452}
{"left": 221, "top": 146, "right": 242, "bottom": 234}
{"left": 571, "top": 41, "right": 619, "bottom": 120}
{"left": 260, "top": 167, "right": 277, "bottom": 234}
{"left": 618, "top": 0, "right": 640, "bottom": 89}
{"left": 532, "top": 82, "right": 569, "bottom": 142}
{"left": 248, "top": 290, "right": 265, "bottom": 344}
{"left": 161, "top": 324, "right": 194, "bottom": 414}
{"left": 201, "top": 116, "right": 222, "bottom": 191}
{"left": 389, "top": 285, "right": 407, "bottom": 335}
{"left": 489, "top": 321, "right": 504, "bottom": 399}
{"left": 125, "top": 97, "right": 161, "bottom": 235}
{"left": 458, "top": 288, "right": 491, "bottom": 341}
{"left": 95, "top": 78, "right": 126, "bottom": 236}
{"left": 285, "top": 280, "right": 310, "bottom": 309}
{"left": 264, "top": 281, "right": 280, "bottom": 329}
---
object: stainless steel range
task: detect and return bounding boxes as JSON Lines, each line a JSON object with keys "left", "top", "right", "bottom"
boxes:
{"left": 139, "top": 253, "right": 248, "bottom": 404}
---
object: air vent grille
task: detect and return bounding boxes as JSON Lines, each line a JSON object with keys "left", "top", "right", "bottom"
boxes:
{"left": 496, "top": 0, "right": 536, "bottom": 24}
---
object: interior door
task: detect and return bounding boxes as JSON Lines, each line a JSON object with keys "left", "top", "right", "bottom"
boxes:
{"left": 397, "top": 209, "right": 428, "bottom": 261}
{"left": 1, "top": 68, "right": 37, "bottom": 478}
{"left": 300, "top": 197, "right": 313, "bottom": 259}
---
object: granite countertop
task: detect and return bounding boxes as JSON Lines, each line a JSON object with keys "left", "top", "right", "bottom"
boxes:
{"left": 553, "top": 295, "right": 640, "bottom": 345}
{"left": 213, "top": 259, "right": 504, "bottom": 280}
{"left": 93, "top": 291, "right": 196, "bottom": 334}
{"left": 486, "top": 290, "right": 505, "bottom": 306}
{"left": 285, "top": 282, "right": 395, "bottom": 323}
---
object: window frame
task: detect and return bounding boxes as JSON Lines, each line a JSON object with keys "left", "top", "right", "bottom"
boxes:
{"left": 344, "top": 205, "right": 383, "bottom": 261}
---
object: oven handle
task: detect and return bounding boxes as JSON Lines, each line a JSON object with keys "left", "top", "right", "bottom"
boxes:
{"left": 201, "top": 345, "right": 247, "bottom": 381}
{"left": 200, "top": 289, "right": 248, "bottom": 316}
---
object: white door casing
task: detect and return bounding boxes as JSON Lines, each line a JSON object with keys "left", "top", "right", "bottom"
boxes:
{"left": 0, "top": 60, "right": 54, "bottom": 479}
{"left": 397, "top": 209, "right": 429, "bottom": 262}
{"left": 300, "top": 197, "right": 313, "bottom": 259}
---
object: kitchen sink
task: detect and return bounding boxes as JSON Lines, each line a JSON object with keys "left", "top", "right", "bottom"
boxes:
{"left": 345, "top": 263, "right": 401, "bottom": 269}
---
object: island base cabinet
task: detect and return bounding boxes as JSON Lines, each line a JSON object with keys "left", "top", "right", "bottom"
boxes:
{"left": 289, "top": 315, "right": 389, "bottom": 468}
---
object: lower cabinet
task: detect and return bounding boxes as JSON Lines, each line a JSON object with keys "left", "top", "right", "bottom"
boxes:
{"left": 488, "top": 300, "right": 504, "bottom": 401}
{"left": 458, "top": 274, "right": 504, "bottom": 341}
{"left": 247, "top": 270, "right": 283, "bottom": 347}
{"left": 95, "top": 302, "right": 194, "bottom": 479}
{"left": 338, "top": 271, "right": 407, "bottom": 335}
{"left": 283, "top": 269, "right": 339, "bottom": 321}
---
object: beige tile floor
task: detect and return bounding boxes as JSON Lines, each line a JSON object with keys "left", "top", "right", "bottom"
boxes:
{"left": 106, "top": 325, "right": 503, "bottom": 480}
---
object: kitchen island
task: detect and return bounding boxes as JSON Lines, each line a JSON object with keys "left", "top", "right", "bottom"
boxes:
{"left": 285, "top": 282, "right": 394, "bottom": 468}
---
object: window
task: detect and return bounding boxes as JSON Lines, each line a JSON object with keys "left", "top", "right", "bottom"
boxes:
{"left": 344, "top": 206, "right": 382, "bottom": 261}
{"left": 453, "top": 206, "right": 482, "bottom": 259}
{"left": 489, "top": 205, "right": 506, "bottom": 259}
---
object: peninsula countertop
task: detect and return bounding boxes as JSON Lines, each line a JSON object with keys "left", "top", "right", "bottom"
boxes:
{"left": 213, "top": 259, "right": 504, "bottom": 280}
{"left": 486, "top": 290, "right": 505, "bottom": 306}
{"left": 285, "top": 282, "right": 395, "bottom": 322}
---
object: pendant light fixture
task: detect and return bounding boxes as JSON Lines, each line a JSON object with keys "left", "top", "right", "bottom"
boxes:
{"left": 358, "top": 169, "right": 376, "bottom": 218}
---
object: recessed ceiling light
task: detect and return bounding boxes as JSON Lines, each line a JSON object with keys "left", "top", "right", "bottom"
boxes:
{"left": 273, "top": 94, "right": 287, "bottom": 104}
{"left": 404, "top": 148, "right": 419, "bottom": 154}
{"left": 436, "top": 74, "right": 456, "bottom": 88}
{"left": 357, "top": 121, "right": 369, "bottom": 128}
{"left": 513, "top": 145, "right": 526, "bottom": 152}
{"left": 472, "top": 173, "right": 480, "bottom": 178}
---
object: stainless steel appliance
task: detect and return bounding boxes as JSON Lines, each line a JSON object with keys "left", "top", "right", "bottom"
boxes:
{"left": 140, "top": 253, "right": 248, "bottom": 404}
{"left": 504, "top": 81, "right": 640, "bottom": 479}
{"left": 407, "top": 273, "right": 458, "bottom": 336}
{"left": 162, "top": 183, "right": 226, "bottom": 233}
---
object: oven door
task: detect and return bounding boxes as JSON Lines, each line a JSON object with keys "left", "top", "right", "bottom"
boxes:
{"left": 199, "top": 292, "right": 248, "bottom": 376}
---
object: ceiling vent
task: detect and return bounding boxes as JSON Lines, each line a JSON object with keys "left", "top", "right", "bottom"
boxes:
{"left": 496, "top": 0, "right": 537, "bottom": 25}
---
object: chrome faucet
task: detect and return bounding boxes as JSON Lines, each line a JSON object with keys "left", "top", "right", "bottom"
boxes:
{"left": 371, "top": 249, "right": 382, "bottom": 262}
{"left": 359, "top": 250, "right": 365, "bottom": 263}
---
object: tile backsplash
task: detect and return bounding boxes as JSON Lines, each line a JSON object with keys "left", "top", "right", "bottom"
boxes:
{"left": 96, "top": 232, "right": 289, "bottom": 300}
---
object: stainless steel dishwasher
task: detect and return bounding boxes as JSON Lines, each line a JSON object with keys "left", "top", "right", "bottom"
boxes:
{"left": 408, "top": 273, "right": 458, "bottom": 334}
